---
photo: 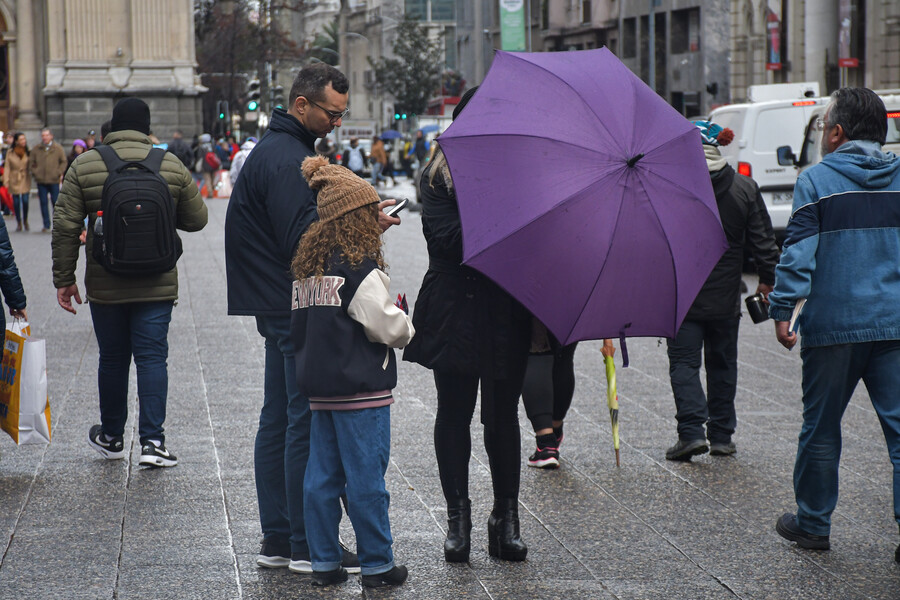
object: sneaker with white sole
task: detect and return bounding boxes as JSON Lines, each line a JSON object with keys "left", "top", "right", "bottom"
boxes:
{"left": 527, "top": 446, "right": 560, "bottom": 469}
{"left": 257, "top": 538, "right": 291, "bottom": 568}
{"left": 290, "top": 542, "right": 360, "bottom": 574}
{"left": 88, "top": 425, "right": 126, "bottom": 460}
{"left": 288, "top": 552, "right": 313, "bottom": 573}
{"left": 139, "top": 439, "right": 178, "bottom": 468}
{"left": 340, "top": 540, "right": 361, "bottom": 574}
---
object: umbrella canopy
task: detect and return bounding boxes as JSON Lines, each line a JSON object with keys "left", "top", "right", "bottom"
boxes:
{"left": 418, "top": 124, "right": 441, "bottom": 134}
{"left": 381, "top": 129, "right": 403, "bottom": 140}
{"left": 439, "top": 49, "right": 727, "bottom": 346}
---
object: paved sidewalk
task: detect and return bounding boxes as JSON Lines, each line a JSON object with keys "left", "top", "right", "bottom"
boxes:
{"left": 0, "top": 194, "right": 897, "bottom": 599}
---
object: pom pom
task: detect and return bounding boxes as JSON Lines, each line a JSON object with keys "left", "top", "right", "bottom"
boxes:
{"left": 716, "top": 127, "right": 734, "bottom": 147}
{"left": 301, "top": 155, "right": 330, "bottom": 186}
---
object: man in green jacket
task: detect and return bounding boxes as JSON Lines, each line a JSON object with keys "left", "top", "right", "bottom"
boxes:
{"left": 51, "top": 98, "right": 208, "bottom": 468}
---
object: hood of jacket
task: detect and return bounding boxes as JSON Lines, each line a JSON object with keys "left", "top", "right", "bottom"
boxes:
{"left": 820, "top": 140, "right": 900, "bottom": 189}
{"left": 710, "top": 162, "right": 735, "bottom": 198}
{"left": 240, "top": 139, "right": 256, "bottom": 151}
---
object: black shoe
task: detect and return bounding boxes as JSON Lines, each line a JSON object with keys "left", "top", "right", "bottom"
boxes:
{"left": 444, "top": 499, "right": 471, "bottom": 563}
{"left": 709, "top": 441, "right": 737, "bottom": 456}
{"left": 361, "top": 565, "right": 408, "bottom": 588}
{"left": 895, "top": 542, "right": 899, "bottom": 564}
{"left": 311, "top": 567, "right": 348, "bottom": 587}
{"left": 775, "top": 513, "right": 830, "bottom": 550}
{"left": 139, "top": 440, "right": 178, "bottom": 468}
{"left": 553, "top": 424, "right": 564, "bottom": 446}
{"left": 527, "top": 446, "right": 560, "bottom": 469}
{"left": 340, "top": 540, "right": 361, "bottom": 574}
{"left": 257, "top": 538, "right": 291, "bottom": 568}
{"left": 88, "top": 425, "right": 126, "bottom": 460}
{"left": 288, "top": 551, "right": 312, "bottom": 573}
{"left": 487, "top": 499, "right": 528, "bottom": 561}
{"left": 665, "top": 439, "right": 709, "bottom": 461}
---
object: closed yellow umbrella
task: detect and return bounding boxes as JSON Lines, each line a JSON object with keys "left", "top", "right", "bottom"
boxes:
{"left": 602, "top": 340, "right": 619, "bottom": 467}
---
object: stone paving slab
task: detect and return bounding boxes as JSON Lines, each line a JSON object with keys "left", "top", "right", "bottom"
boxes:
{"left": 0, "top": 193, "right": 898, "bottom": 599}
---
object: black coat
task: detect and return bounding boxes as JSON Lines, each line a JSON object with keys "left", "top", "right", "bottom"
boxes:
{"left": 686, "top": 164, "right": 779, "bottom": 321}
{"left": 0, "top": 217, "right": 25, "bottom": 333}
{"left": 225, "top": 109, "right": 319, "bottom": 316}
{"left": 403, "top": 163, "right": 530, "bottom": 377}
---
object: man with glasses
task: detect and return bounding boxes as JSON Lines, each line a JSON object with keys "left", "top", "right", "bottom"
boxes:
{"left": 769, "top": 88, "right": 900, "bottom": 562}
{"left": 225, "top": 63, "right": 401, "bottom": 578}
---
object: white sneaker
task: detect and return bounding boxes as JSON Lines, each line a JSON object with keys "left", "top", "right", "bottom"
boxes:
{"left": 138, "top": 439, "right": 178, "bottom": 468}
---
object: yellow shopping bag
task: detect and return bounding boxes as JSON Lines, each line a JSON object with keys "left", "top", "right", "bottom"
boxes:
{"left": 0, "top": 320, "right": 51, "bottom": 444}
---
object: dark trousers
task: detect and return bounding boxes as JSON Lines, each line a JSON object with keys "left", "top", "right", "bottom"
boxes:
{"left": 433, "top": 366, "right": 526, "bottom": 504}
{"left": 522, "top": 343, "right": 578, "bottom": 431}
{"left": 666, "top": 318, "right": 739, "bottom": 444}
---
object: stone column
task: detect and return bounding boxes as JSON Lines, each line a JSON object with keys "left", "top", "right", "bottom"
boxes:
{"left": 14, "top": 0, "right": 43, "bottom": 131}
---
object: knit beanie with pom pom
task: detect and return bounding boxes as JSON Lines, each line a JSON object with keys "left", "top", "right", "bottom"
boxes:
{"left": 301, "top": 155, "right": 381, "bottom": 222}
{"left": 691, "top": 120, "right": 734, "bottom": 147}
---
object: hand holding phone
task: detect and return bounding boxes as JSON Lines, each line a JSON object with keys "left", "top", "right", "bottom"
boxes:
{"left": 383, "top": 197, "right": 409, "bottom": 217}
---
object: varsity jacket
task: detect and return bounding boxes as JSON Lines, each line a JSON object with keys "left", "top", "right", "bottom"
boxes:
{"left": 290, "top": 253, "right": 415, "bottom": 410}
{"left": 768, "top": 140, "right": 900, "bottom": 347}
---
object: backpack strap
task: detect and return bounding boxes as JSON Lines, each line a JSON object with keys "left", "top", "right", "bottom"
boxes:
{"left": 95, "top": 144, "right": 127, "bottom": 173}
{"left": 141, "top": 148, "right": 166, "bottom": 173}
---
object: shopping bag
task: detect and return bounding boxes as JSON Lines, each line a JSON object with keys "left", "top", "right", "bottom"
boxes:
{"left": 0, "top": 321, "right": 51, "bottom": 444}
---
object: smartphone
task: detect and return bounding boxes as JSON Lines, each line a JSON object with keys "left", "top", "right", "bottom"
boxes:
{"left": 383, "top": 197, "right": 409, "bottom": 217}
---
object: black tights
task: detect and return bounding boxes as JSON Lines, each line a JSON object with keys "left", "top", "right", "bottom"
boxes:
{"left": 522, "top": 343, "right": 578, "bottom": 432}
{"left": 433, "top": 369, "right": 523, "bottom": 503}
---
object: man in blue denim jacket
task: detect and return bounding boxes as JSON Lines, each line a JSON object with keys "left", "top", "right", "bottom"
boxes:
{"left": 768, "top": 88, "right": 900, "bottom": 562}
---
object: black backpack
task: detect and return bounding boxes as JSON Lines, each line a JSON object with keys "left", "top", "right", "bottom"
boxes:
{"left": 92, "top": 145, "right": 182, "bottom": 276}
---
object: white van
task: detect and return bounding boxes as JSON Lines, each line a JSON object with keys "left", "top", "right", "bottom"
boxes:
{"left": 709, "top": 89, "right": 828, "bottom": 243}
{"left": 779, "top": 90, "right": 900, "bottom": 174}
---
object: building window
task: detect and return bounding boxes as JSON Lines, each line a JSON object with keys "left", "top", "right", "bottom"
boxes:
{"left": 622, "top": 17, "right": 636, "bottom": 58}
{"left": 431, "top": 0, "right": 455, "bottom": 22}
{"left": 582, "top": 0, "right": 591, "bottom": 24}
{"left": 671, "top": 8, "right": 700, "bottom": 53}
{"left": 405, "top": 0, "right": 426, "bottom": 20}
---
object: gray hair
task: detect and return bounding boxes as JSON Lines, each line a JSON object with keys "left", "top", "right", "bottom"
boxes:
{"left": 825, "top": 88, "right": 887, "bottom": 145}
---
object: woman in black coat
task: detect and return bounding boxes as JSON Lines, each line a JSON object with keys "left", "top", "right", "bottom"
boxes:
{"left": 404, "top": 88, "right": 531, "bottom": 563}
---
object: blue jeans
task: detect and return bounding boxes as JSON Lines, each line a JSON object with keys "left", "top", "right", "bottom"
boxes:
{"left": 254, "top": 315, "right": 310, "bottom": 555}
{"left": 795, "top": 340, "right": 900, "bottom": 536}
{"left": 12, "top": 193, "right": 28, "bottom": 226}
{"left": 90, "top": 301, "right": 173, "bottom": 444}
{"left": 667, "top": 318, "right": 739, "bottom": 444}
{"left": 37, "top": 183, "right": 59, "bottom": 230}
{"left": 370, "top": 162, "right": 386, "bottom": 185}
{"left": 305, "top": 407, "right": 394, "bottom": 575}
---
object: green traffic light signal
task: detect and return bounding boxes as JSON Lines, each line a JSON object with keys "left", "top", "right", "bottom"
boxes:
{"left": 218, "top": 112, "right": 225, "bottom": 120}
{"left": 401, "top": 113, "right": 407, "bottom": 119}
{"left": 394, "top": 113, "right": 400, "bottom": 120}
{"left": 248, "top": 100, "right": 259, "bottom": 111}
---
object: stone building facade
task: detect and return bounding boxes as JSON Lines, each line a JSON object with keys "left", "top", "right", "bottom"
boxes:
{"left": 0, "top": 0, "right": 204, "bottom": 145}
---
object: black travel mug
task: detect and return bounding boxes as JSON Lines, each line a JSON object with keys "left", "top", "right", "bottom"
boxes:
{"left": 744, "top": 293, "right": 769, "bottom": 324}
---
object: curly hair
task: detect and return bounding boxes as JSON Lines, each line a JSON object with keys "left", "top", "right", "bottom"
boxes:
{"left": 291, "top": 203, "right": 386, "bottom": 279}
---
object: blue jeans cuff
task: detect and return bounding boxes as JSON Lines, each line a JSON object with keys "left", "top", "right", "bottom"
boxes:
{"left": 312, "top": 561, "right": 340, "bottom": 572}
{"left": 360, "top": 560, "right": 394, "bottom": 576}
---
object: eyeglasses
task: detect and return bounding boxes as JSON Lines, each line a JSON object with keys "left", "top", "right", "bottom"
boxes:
{"left": 304, "top": 97, "right": 349, "bottom": 123}
{"left": 815, "top": 118, "right": 829, "bottom": 131}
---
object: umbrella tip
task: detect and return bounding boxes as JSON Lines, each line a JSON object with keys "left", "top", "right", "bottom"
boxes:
{"left": 626, "top": 154, "right": 645, "bottom": 168}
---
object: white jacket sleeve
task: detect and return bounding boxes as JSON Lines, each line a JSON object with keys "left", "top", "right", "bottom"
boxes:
{"left": 347, "top": 269, "right": 415, "bottom": 348}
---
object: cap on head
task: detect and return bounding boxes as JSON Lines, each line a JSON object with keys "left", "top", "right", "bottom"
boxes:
{"left": 301, "top": 155, "right": 380, "bottom": 222}
{"left": 111, "top": 98, "right": 151, "bottom": 135}
{"left": 73, "top": 139, "right": 87, "bottom": 149}
{"left": 692, "top": 120, "right": 734, "bottom": 147}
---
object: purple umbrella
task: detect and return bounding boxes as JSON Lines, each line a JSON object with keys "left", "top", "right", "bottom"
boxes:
{"left": 439, "top": 48, "right": 727, "bottom": 355}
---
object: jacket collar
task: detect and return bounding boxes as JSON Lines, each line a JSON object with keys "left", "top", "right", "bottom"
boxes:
{"left": 102, "top": 130, "right": 152, "bottom": 146}
{"left": 267, "top": 108, "right": 317, "bottom": 150}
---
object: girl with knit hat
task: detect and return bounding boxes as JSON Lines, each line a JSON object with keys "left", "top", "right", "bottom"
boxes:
{"left": 290, "top": 155, "right": 414, "bottom": 588}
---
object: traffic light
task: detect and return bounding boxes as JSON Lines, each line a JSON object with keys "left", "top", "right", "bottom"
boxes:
{"left": 247, "top": 79, "right": 261, "bottom": 111}
{"left": 271, "top": 85, "right": 285, "bottom": 110}
{"left": 217, "top": 100, "right": 229, "bottom": 121}
{"left": 394, "top": 112, "right": 407, "bottom": 120}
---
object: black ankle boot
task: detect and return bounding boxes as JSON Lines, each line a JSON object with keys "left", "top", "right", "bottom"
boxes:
{"left": 487, "top": 499, "right": 527, "bottom": 561}
{"left": 444, "top": 498, "right": 471, "bottom": 562}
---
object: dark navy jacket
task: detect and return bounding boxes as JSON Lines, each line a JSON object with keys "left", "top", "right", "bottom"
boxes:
{"left": 225, "top": 109, "right": 319, "bottom": 316}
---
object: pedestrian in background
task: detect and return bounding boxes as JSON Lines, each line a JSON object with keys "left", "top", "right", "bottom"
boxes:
{"left": 168, "top": 130, "right": 195, "bottom": 170}
{"left": 290, "top": 155, "right": 413, "bottom": 588}
{"left": 341, "top": 137, "right": 367, "bottom": 177}
{"left": 0, "top": 131, "right": 14, "bottom": 217}
{"left": 66, "top": 139, "right": 87, "bottom": 172}
{"left": 29, "top": 127, "right": 67, "bottom": 232}
{"left": 404, "top": 87, "right": 531, "bottom": 564}
{"left": 3, "top": 133, "right": 31, "bottom": 231}
{"left": 769, "top": 88, "right": 900, "bottom": 562}
{"left": 225, "top": 62, "right": 379, "bottom": 575}
{"left": 195, "top": 133, "right": 216, "bottom": 199}
{"left": 229, "top": 136, "right": 256, "bottom": 185}
{"left": 665, "top": 120, "right": 778, "bottom": 461}
{"left": 52, "top": 97, "right": 208, "bottom": 469}
{"left": 369, "top": 135, "right": 388, "bottom": 186}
